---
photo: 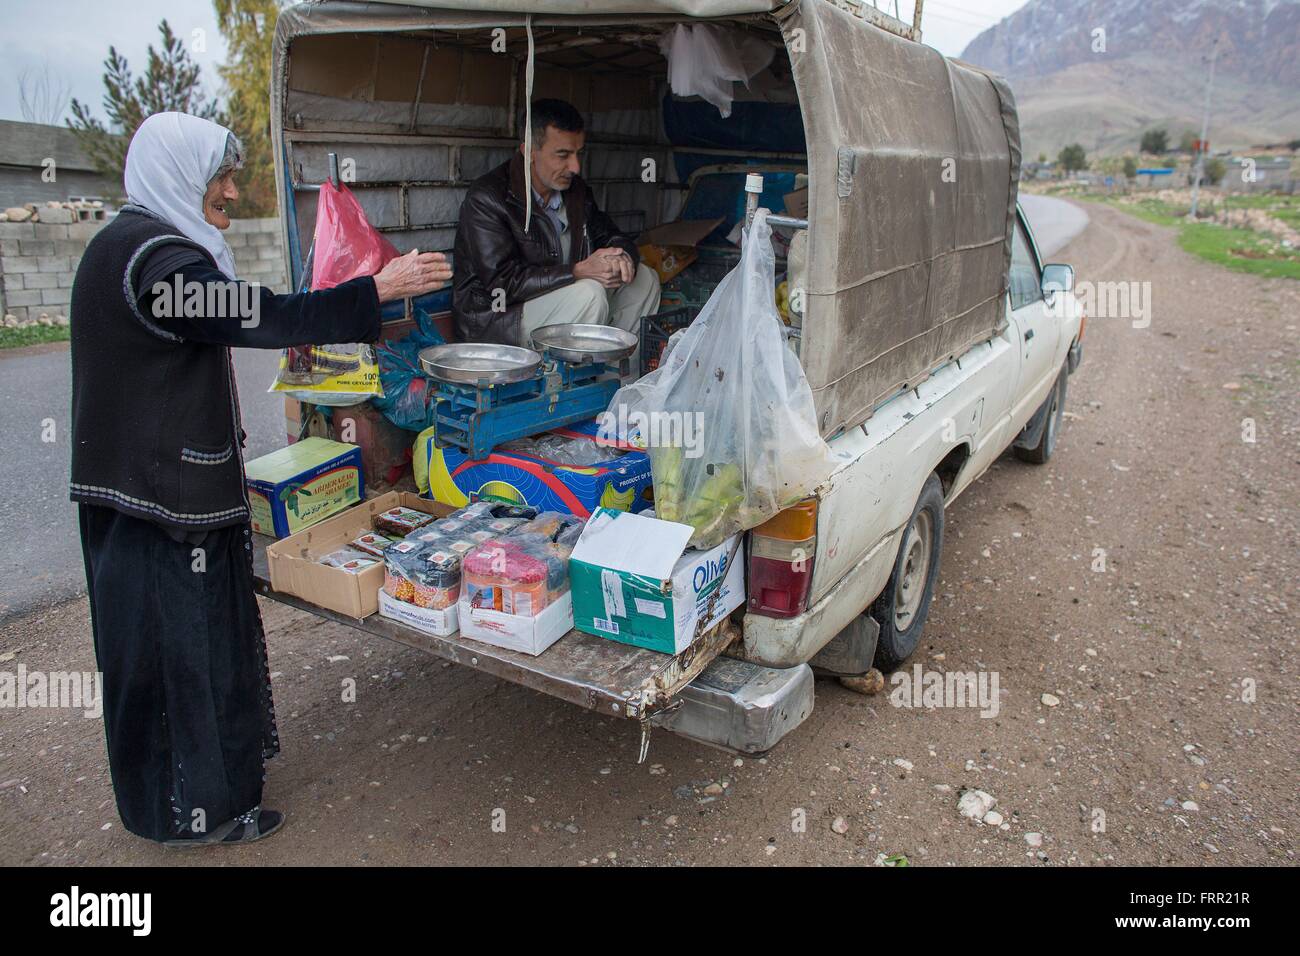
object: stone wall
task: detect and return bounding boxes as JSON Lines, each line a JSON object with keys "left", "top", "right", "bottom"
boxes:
{"left": 223, "top": 217, "right": 290, "bottom": 292}
{"left": 0, "top": 216, "right": 288, "bottom": 324}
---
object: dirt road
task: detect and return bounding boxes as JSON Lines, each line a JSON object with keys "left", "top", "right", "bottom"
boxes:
{"left": 1, "top": 203, "right": 1295, "bottom": 866}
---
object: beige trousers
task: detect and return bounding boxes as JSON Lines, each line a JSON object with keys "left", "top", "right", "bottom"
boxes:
{"left": 520, "top": 263, "right": 661, "bottom": 378}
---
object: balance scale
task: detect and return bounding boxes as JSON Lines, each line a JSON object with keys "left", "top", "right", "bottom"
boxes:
{"left": 419, "top": 324, "right": 636, "bottom": 460}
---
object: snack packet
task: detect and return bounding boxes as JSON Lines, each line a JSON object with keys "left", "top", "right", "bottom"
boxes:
{"left": 352, "top": 531, "right": 399, "bottom": 558}
{"left": 374, "top": 507, "right": 436, "bottom": 537}
{"left": 318, "top": 548, "right": 379, "bottom": 573}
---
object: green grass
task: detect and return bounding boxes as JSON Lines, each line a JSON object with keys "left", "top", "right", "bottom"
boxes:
{"left": 1104, "top": 197, "right": 1183, "bottom": 227}
{"left": 1080, "top": 192, "right": 1300, "bottom": 280}
{"left": 0, "top": 324, "right": 70, "bottom": 349}
{"left": 1178, "top": 224, "right": 1300, "bottom": 280}
{"left": 1205, "top": 193, "right": 1300, "bottom": 229}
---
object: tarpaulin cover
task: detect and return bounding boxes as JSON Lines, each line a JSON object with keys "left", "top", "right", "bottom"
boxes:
{"left": 306, "top": 1, "right": 780, "bottom": 15}
{"left": 778, "top": 0, "right": 1020, "bottom": 434}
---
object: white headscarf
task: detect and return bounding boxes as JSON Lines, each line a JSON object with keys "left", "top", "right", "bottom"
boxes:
{"left": 124, "top": 112, "right": 239, "bottom": 278}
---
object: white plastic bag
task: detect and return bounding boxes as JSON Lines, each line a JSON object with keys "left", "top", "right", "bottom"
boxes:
{"left": 607, "top": 209, "right": 832, "bottom": 549}
{"left": 658, "top": 23, "right": 775, "bottom": 119}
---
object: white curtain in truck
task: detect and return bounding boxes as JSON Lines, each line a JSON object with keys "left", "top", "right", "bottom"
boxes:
{"left": 658, "top": 23, "right": 775, "bottom": 117}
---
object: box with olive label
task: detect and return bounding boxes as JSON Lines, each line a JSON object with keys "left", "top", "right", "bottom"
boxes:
{"left": 244, "top": 437, "right": 364, "bottom": 538}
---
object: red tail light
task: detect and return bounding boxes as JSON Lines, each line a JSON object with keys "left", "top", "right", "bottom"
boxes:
{"left": 747, "top": 499, "right": 817, "bottom": 618}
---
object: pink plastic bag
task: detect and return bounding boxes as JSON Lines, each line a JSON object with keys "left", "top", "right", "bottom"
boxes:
{"left": 268, "top": 181, "right": 395, "bottom": 402}
{"left": 311, "top": 180, "right": 399, "bottom": 290}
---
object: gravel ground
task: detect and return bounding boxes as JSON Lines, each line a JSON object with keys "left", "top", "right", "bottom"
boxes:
{"left": 0, "top": 202, "right": 1295, "bottom": 866}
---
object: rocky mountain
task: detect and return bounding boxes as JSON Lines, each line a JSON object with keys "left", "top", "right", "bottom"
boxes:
{"left": 958, "top": 0, "right": 1300, "bottom": 159}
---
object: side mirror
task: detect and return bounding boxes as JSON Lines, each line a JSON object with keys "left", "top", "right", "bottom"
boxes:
{"left": 1041, "top": 263, "right": 1075, "bottom": 301}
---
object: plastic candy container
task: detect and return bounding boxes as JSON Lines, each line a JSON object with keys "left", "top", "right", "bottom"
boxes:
{"left": 462, "top": 538, "right": 551, "bottom": 617}
{"left": 381, "top": 538, "right": 461, "bottom": 610}
{"left": 383, "top": 505, "right": 583, "bottom": 616}
{"left": 517, "top": 511, "right": 585, "bottom": 543}
{"left": 382, "top": 540, "right": 424, "bottom": 603}
{"left": 408, "top": 548, "right": 461, "bottom": 609}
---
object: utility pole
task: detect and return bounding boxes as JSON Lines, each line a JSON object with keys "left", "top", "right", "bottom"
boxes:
{"left": 1188, "top": 38, "right": 1220, "bottom": 220}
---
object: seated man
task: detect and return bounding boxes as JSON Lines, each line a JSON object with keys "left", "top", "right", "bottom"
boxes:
{"left": 452, "top": 98, "right": 660, "bottom": 370}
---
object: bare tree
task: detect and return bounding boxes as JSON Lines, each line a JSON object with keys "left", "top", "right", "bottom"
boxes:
{"left": 18, "top": 63, "right": 72, "bottom": 125}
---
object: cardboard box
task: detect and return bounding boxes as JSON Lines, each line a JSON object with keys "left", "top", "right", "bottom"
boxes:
{"left": 418, "top": 418, "right": 653, "bottom": 518}
{"left": 329, "top": 401, "right": 414, "bottom": 487}
{"left": 637, "top": 217, "right": 724, "bottom": 247}
{"left": 569, "top": 508, "right": 745, "bottom": 654}
{"left": 265, "top": 491, "right": 451, "bottom": 619}
{"left": 245, "top": 437, "right": 364, "bottom": 538}
{"left": 782, "top": 187, "right": 808, "bottom": 219}
{"left": 457, "top": 590, "right": 573, "bottom": 657}
{"left": 377, "top": 589, "right": 459, "bottom": 637}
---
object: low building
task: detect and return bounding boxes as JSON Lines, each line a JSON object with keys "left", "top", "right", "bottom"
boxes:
{"left": 1220, "top": 155, "right": 1294, "bottom": 193}
{"left": 0, "top": 120, "right": 120, "bottom": 211}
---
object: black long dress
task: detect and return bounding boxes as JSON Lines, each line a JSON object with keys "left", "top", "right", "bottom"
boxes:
{"left": 72, "top": 233, "right": 382, "bottom": 842}
{"left": 79, "top": 506, "right": 279, "bottom": 839}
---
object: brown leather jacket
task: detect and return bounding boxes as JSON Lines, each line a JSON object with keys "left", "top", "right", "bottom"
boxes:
{"left": 452, "top": 151, "right": 640, "bottom": 345}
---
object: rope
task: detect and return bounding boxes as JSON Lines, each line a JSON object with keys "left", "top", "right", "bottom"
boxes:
{"left": 523, "top": 15, "right": 535, "bottom": 233}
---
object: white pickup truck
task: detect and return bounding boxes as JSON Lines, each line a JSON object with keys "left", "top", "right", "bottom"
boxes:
{"left": 258, "top": 0, "right": 1085, "bottom": 755}
{"left": 741, "top": 204, "right": 1084, "bottom": 674}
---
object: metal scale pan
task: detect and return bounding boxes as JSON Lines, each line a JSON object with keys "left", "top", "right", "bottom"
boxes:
{"left": 419, "top": 343, "right": 542, "bottom": 386}
{"left": 530, "top": 323, "right": 637, "bottom": 365}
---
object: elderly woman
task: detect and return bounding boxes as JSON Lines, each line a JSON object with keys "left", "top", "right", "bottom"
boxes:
{"left": 69, "top": 112, "right": 450, "bottom": 848}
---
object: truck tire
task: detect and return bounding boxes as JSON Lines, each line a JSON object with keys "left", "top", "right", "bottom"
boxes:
{"left": 1014, "top": 366, "right": 1068, "bottom": 464}
{"left": 869, "top": 473, "right": 944, "bottom": 670}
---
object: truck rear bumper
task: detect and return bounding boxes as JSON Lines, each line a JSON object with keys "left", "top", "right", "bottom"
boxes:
{"left": 738, "top": 528, "right": 900, "bottom": 668}
{"left": 652, "top": 658, "right": 814, "bottom": 754}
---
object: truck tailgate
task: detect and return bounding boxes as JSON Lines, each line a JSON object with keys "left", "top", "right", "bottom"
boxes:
{"left": 252, "top": 535, "right": 736, "bottom": 720}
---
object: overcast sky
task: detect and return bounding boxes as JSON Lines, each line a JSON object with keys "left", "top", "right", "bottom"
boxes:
{"left": 0, "top": 0, "right": 1029, "bottom": 124}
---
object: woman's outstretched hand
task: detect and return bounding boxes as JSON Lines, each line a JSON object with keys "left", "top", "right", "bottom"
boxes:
{"left": 372, "top": 249, "right": 453, "bottom": 302}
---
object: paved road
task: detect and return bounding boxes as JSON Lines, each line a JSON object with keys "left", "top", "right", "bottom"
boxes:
{"left": 0, "top": 345, "right": 283, "bottom": 618}
{"left": 0, "top": 195, "right": 1089, "bottom": 618}
{"left": 1019, "top": 192, "right": 1089, "bottom": 258}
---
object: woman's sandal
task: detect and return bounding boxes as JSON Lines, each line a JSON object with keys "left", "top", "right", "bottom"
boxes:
{"left": 162, "top": 809, "right": 284, "bottom": 850}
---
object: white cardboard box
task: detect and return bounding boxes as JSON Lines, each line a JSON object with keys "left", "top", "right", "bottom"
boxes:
{"left": 569, "top": 508, "right": 745, "bottom": 654}
{"left": 456, "top": 591, "right": 573, "bottom": 656}
{"left": 377, "top": 589, "right": 460, "bottom": 637}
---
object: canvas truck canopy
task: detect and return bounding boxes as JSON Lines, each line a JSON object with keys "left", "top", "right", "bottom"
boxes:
{"left": 774, "top": 0, "right": 1020, "bottom": 434}
{"left": 270, "top": 0, "right": 1018, "bottom": 437}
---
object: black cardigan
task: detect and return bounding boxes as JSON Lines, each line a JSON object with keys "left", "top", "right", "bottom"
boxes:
{"left": 69, "top": 206, "right": 382, "bottom": 533}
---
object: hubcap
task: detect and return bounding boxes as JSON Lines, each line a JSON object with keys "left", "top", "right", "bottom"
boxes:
{"left": 894, "top": 509, "right": 933, "bottom": 631}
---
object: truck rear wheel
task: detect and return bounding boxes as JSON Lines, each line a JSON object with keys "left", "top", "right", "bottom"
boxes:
{"left": 1014, "top": 366, "right": 1068, "bottom": 464}
{"left": 869, "top": 473, "right": 944, "bottom": 670}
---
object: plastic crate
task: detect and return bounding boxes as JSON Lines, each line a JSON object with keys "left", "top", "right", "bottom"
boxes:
{"left": 639, "top": 307, "right": 695, "bottom": 376}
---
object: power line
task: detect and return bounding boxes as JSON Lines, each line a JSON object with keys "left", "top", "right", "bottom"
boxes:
{"left": 926, "top": 0, "right": 1002, "bottom": 24}
{"left": 919, "top": 8, "right": 1005, "bottom": 30}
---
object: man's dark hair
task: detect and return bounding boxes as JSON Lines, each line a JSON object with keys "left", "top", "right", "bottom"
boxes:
{"left": 524, "top": 98, "right": 584, "bottom": 146}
